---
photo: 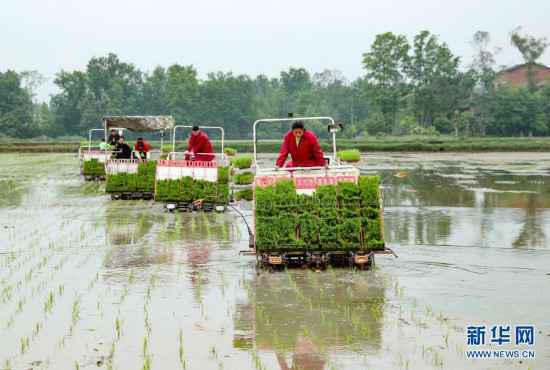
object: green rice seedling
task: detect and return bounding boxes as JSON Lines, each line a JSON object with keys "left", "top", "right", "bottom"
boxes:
{"left": 5, "top": 315, "right": 14, "bottom": 329}
{"left": 234, "top": 189, "right": 253, "bottom": 201}
{"left": 230, "top": 154, "right": 253, "bottom": 169}
{"left": 143, "top": 336, "right": 148, "bottom": 357}
{"left": 234, "top": 172, "right": 254, "bottom": 185}
{"left": 82, "top": 159, "right": 106, "bottom": 177}
{"left": 33, "top": 322, "right": 43, "bottom": 338}
{"left": 143, "top": 355, "right": 153, "bottom": 370}
{"left": 142, "top": 338, "right": 153, "bottom": 370}
{"left": 20, "top": 336, "right": 29, "bottom": 354}
{"left": 144, "top": 307, "right": 151, "bottom": 336}
{"left": 107, "top": 341, "right": 116, "bottom": 369}
{"left": 16, "top": 297, "right": 25, "bottom": 314}
{"left": 358, "top": 176, "right": 380, "bottom": 207}
{"left": 156, "top": 173, "right": 229, "bottom": 204}
{"left": 115, "top": 317, "right": 122, "bottom": 339}
{"left": 337, "top": 149, "right": 361, "bottom": 162}
{"left": 433, "top": 350, "right": 443, "bottom": 368}
{"left": 128, "top": 270, "right": 136, "bottom": 284}
{"left": 160, "top": 144, "right": 173, "bottom": 159}
{"left": 178, "top": 329, "right": 185, "bottom": 364}
{"left": 209, "top": 345, "right": 218, "bottom": 359}
{"left": 44, "top": 291, "right": 55, "bottom": 314}
{"left": 72, "top": 295, "right": 81, "bottom": 326}
{"left": 223, "top": 147, "right": 237, "bottom": 156}
{"left": 217, "top": 166, "right": 230, "bottom": 184}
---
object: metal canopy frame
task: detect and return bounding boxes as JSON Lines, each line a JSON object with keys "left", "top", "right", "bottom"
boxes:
{"left": 87, "top": 128, "right": 105, "bottom": 151}
{"left": 253, "top": 116, "right": 338, "bottom": 171}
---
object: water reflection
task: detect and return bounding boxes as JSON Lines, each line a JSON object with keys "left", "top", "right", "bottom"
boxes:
{"left": 105, "top": 206, "right": 157, "bottom": 246}
{"left": 234, "top": 271, "right": 386, "bottom": 369}
{"left": 377, "top": 163, "right": 550, "bottom": 249}
{"left": 512, "top": 195, "right": 548, "bottom": 248}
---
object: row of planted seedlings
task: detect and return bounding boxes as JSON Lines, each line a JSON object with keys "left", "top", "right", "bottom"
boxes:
{"left": 254, "top": 176, "right": 384, "bottom": 256}
{"left": 1, "top": 213, "right": 109, "bottom": 368}
{"left": 105, "top": 161, "right": 157, "bottom": 200}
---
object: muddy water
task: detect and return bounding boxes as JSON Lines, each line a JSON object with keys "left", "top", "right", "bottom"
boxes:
{"left": 0, "top": 152, "right": 549, "bottom": 370}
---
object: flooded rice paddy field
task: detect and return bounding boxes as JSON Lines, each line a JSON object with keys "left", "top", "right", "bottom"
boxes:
{"left": 1, "top": 152, "right": 549, "bottom": 370}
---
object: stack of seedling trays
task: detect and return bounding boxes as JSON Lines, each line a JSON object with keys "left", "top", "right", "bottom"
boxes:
{"left": 82, "top": 158, "right": 106, "bottom": 180}
{"left": 231, "top": 155, "right": 254, "bottom": 201}
{"left": 105, "top": 161, "right": 157, "bottom": 200}
{"left": 155, "top": 167, "right": 230, "bottom": 212}
{"left": 254, "top": 176, "right": 384, "bottom": 269}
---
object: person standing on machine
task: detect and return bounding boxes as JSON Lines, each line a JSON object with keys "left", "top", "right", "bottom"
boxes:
{"left": 185, "top": 126, "right": 214, "bottom": 161}
{"left": 275, "top": 121, "right": 325, "bottom": 168}
{"left": 107, "top": 129, "right": 120, "bottom": 146}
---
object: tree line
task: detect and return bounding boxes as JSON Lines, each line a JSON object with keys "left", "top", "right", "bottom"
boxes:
{"left": 0, "top": 28, "right": 548, "bottom": 139}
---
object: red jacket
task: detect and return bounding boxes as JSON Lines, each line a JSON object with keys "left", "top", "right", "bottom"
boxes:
{"left": 276, "top": 130, "right": 325, "bottom": 168}
{"left": 187, "top": 131, "right": 214, "bottom": 161}
{"left": 134, "top": 141, "right": 151, "bottom": 153}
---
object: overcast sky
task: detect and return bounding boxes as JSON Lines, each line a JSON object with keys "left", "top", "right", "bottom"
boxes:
{"left": 2, "top": 0, "right": 549, "bottom": 101}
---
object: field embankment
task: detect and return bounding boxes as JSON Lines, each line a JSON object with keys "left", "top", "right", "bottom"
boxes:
{"left": 2, "top": 136, "right": 550, "bottom": 153}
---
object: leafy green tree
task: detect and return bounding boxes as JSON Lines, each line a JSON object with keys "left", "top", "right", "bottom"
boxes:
{"left": 469, "top": 31, "right": 500, "bottom": 136}
{"left": 510, "top": 27, "right": 549, "bottom": 90}
{"left": 362, "top": 32, "right": 410, "bottom": 132}
{"left": 35, "top": 103, "right": 59, "bottom": 136}
{"left": 165, "top": 64, "right": 200, "bottom": 124}
{"left": 80, "top": 53, "right": 143, "bottom": 130}
{"left": 407, "top": 31, "right": 465, "bottom": 127}
{"left": 488, "top": 86, "right": 547, "bottom": 136}
{"left": 0, "top": 70, "right": 34, "bottom": 137}
{"left": 141, "top": 66, "right": 169, "bottom": 115}
{"left": 198, "top": 72, "right": 255, "bottom": 138}
{"left": 280, "top": 67, "right": 312, "bottom": 96}
{"left": 51, "top": 70, "right": 87, "bottom": 135}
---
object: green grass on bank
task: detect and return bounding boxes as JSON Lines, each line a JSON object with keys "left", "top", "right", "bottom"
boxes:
{"left": 2, "top": 136, "right": 550, "bottom": 153}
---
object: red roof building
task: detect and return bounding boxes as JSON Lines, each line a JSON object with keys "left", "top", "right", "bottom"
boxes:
{"left": 494, "top": 63, "right": 550, "bottom": 88}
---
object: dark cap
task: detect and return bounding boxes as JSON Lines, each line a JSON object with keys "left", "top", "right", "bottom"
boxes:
{"left": 291, "top": 121, "right": 305, "bottom": 130}
{"left": 192, "top": 126, "right": 200, "bottom": 131}
{"left": 137, "top": 137, "right": 143, "bottom": 141}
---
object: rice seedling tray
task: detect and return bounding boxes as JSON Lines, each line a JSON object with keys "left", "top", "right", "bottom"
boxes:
{"left": 105, "top": 161, "right": 157, "bottom": 195}
{"left": 82, "top": 159, "right": 106, "bottom": 178}
{"left": 254, "top": 176, "right": 384, "bottom": 254}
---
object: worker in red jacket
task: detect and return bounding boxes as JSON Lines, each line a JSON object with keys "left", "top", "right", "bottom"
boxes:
{"left": 134, "top": 137, "right": 151, "bottom": 160}
{"left": 276, "top": 121, "right": 325, "bottom": 168}
{"left": 185, "top": 126, "right": 214, "bottom": 161}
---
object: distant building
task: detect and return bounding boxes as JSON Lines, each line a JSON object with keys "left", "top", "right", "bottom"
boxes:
{"left": 494, "top": 63, "right": 550, "bottom": 89}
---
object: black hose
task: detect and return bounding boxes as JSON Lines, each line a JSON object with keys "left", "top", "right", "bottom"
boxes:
{"left": 228, "top": 204, "right": 254, "bottom": 248}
